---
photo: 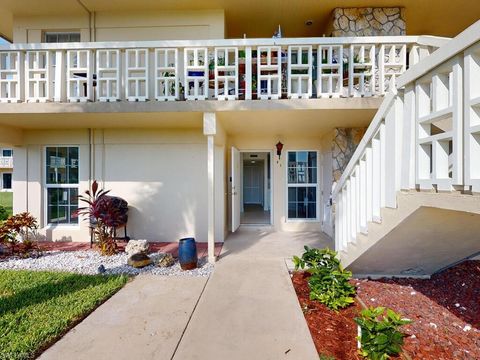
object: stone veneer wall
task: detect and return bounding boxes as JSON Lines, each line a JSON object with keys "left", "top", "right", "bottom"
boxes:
{"left": 332, "top": 7, "right": 406, "bottom": 37}
{"left": 332, "top": 128, "right": 366, "bottom": 182}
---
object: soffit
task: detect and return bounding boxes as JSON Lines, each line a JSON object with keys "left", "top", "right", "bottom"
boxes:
{"left": 1, "top": 0, "right": 479, "bottom": 40}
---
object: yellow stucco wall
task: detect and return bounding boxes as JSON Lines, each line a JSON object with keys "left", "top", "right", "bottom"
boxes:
{"left": 13, "top": 9, "right": 225, "bottom": 43}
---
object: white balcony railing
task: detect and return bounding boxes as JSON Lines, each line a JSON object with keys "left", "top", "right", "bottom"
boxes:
{"left": 0, "top": 156, "right": 13, "bottom": 168}
{"left": 0, "top": 36, "right": 447, "bottom": 104}
{"left": 332, "top": 21, "right": 480, "bottom": 253}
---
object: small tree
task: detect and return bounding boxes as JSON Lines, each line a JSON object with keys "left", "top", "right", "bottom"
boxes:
{"left": 75, "top": 181, "right": 122, "bottom": 256}
{"left": 0, "top": 212, "right": 38, "bottom": 254}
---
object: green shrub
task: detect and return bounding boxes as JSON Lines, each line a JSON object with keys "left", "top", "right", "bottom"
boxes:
{"left": 293, "top": 246, "right": 340, "bottom": 271}
{"left": 0, "top": 205, "right": 8, "bottom": 221}
{"left": 355, "top": 307, "right": 412, "bottom": 360}
{"left": 293, "top": 247, "right": 356, "bottom": 311}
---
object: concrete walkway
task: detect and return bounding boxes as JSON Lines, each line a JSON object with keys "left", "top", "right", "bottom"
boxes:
{"left": 173, "top": 228, "right": 331, "bottom": 359}
{"left": 40, "top": 228, "right": 331, "bottom": 359}
{"left": 40, "top": 275, "right": 208, "bottom": 360}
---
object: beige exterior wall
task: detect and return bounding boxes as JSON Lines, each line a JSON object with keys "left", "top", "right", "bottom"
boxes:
{"left": 94, "top": 10, "right": 225, "bottom": 41}
{"left": 13, "top": 127, "right": 227, "bottom": 243}
{"left": 13, "top": 10, "right": 225, "bottom": 43}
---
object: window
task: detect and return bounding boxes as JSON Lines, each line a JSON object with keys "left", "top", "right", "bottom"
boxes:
{"left": 45, "top": 147, "right": 79, "bottom": 225}
{"left": 44, "top": 32, "right": 81, "bottom": 43}
{"left": 287, "top": 151, "right": 318, "bottom": 220}
{"left": 2, "top": 173, "right": 12, "bottom": 190}
{"left": 2, "top": 149, "right": 12, "bottom": 157}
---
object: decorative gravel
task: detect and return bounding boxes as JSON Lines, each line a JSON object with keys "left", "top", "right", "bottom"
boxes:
{"left": 0, "top": 251, "right": 214, "bottom": 277}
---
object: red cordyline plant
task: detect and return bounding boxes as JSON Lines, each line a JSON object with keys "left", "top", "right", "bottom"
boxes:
{"left": 0, "top": 212, "right": 39, "bottom": 254}
{"left": 75, "top": 180, "right": 122, "bottom": 256}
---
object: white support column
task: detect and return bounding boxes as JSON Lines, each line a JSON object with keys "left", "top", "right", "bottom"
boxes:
{"left": 204, "top": 112, "right": 217, "bottom": 263}
{"left": 13, "top": 146, "right": 27, "bottom": 214}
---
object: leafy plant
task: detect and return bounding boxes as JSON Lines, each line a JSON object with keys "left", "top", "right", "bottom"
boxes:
{"left": 355, "top": 307, "right": 412, "bottom": 360}
{"left": 319, "top": 355, "right": 336, "bottom": 360}
{"left": 75, "top": 181, "right": 122, "bottom": 256}
{"left": 0, "top": 212, "right": 39, "bottom": 254}
{"left": 0, "top": 205, "right": 8, "bottom": 221}
{"left": 293, "top": 247, "right": 356, "bottom": 311}
{"left": 293, "top": 246, "right": 339, "bottom": 271}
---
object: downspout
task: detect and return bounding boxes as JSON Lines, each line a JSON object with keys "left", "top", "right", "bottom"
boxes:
{"left": 76, "top": 0, "right": 96, "bottom": 41}
{"left": 89, "top": 129, "right": 94, "bottom": 189}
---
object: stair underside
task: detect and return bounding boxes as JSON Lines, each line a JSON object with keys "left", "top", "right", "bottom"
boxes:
{"left": 341, "top": 191, "right": 480, "bottom": 276}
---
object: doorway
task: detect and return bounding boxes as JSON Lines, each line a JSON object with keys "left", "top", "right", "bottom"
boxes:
{"left": 240, "top": 152, "right": 271, "bottom": 225}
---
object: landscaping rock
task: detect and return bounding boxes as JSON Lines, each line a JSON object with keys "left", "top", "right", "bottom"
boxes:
{"left": 156, "top": 253, "right": 175, "bottom": 268}
{"left": 97, "top": 264, "right": 106, "bottom": 274}
{"left": 0, "top": 249, "right": 214, "bottom": 276}
{"left": 125, "top": 239, "right": 149, "bottom": 256}
{"left": 127, "top": 253, "right": 152, "bottom": 268}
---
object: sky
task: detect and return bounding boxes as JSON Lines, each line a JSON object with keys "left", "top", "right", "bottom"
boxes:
{"left": 0, "top": 38, "right": 9, "bottom": 44}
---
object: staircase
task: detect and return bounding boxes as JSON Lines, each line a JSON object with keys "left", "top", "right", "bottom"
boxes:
{"left": 333, "top": 20, "right": 480, "bottom": 277}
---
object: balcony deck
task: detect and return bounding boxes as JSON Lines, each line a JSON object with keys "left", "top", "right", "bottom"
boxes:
{"left": 0, "top": 156, "right": 13, "bottom": 168}
{"left": 0, "top": 36, "right": 448, "bottom": 107}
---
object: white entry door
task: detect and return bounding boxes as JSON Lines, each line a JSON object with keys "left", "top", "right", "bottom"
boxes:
{"left": 231, "top": 146, "right": 241, "bottom": 232}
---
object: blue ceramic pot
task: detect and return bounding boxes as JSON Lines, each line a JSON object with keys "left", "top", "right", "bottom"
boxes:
{"left": 178, "top": 237, "right": 198, "bottom": 270}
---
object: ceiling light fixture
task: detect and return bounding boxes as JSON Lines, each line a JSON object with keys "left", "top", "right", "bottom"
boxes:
{"left": 305, "top": 20, "right": 314, "bottom": 26}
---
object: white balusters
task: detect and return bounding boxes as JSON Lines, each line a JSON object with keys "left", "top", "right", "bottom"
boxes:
{"left": 349, "top": 44, "right": 375, "bottom": 97}
{"left": 0, "top": 38, "right": 438, "bottom": 104}
{"left": 66, "top": 50, "right": 93, "bottom": 102}
{"left": 257, "top": 46, "right": 281, "bottom": 100}
{"left": 464, "top": 43, "right": 480, "bottom": 192}
{"left": 125, "top": 49, "right": 149, "bottom": 101}
{"left": 287, "top": 46, "right": 312, "bottom": 99}
{"left": 25, "top": 51, "right": 52, "bottom": 102}
{"left": 96, "top": 49, "right": 120, "bottom": 102}
{"left": 184, "top": 48, "right": 208, "bottom": 100}
{"left": 379, "top": 44, "right": 406, "bottom": 94}
{"left": 317, "top": 45, "right": 343, "bottom": 98}
{"left": 415, "top": 57, "right": 463, "bottom": 191}
{"left": 155, "top": 48, "right": 178, "bottom": 101}
{"left": 0, "top": 51, "right": 23, "bottom": 103}
{"left": 214, "top": 47, "right": 238, "bottom": 100}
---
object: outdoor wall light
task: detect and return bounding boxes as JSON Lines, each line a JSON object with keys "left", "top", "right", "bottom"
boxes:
{"left": 276, "top": 141, "right": 284, "bottom": 159}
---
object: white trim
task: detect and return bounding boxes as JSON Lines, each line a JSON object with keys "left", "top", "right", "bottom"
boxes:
{"left": 285, "top": 150, "right": 320, "bottom": 222}
{"left": 43, "top": 145, "right": 81, "bottom": 228}
{"left": 0, "top": 36, "right": 441, "bottom": 52}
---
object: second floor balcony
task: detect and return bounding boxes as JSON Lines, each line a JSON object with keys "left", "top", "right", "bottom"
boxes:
{"left": 0, "top": 36, "right": 447, "bottom": 105}
{"left": 0, "top": 156, "right": 13, "bottom": 168}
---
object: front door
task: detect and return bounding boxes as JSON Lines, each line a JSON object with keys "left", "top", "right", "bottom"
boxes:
{"left": 231, "top": 146, "right": 241, "bottom": 232}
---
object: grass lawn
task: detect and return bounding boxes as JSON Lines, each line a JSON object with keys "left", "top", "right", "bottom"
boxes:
{"left": 0, "top": 192, "right": 13, "bottom": 216}
{"left": 0, "top": 270, "right": 128, "bottom": 360}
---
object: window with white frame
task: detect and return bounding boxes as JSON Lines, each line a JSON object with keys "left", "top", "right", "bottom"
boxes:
{"left": 2, "top": 173, "right": 12, "bottom": 190}
{"left": 287, "top": 151, "right": 318, "bottom": 220}
{"left": 2, "top": 149, "right": 12, "bottom": 157}
{"left": 45, "top": 147, "right": 79, "bottom": 225}
{"left": 44, "top": 32, "right": 81, "bottom": 43}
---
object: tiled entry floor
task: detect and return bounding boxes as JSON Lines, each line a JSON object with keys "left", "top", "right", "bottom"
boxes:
{"left": 241, "top": 204, "right": 271, "bottom": 224}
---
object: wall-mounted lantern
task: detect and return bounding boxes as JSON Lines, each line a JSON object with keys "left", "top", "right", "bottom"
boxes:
{"left": 276, "top": 141, "right": 284, "bottom": 159}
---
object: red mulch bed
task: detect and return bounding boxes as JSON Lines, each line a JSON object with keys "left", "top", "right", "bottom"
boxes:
{"left": 357, "top": 260, "right": 480, "bottom": 360}
{"left": 292, "top": 260, "right": 480, "bottom": 360}
{"left": 0, "top": 241, "right": 223, "bottom": 259}
{"left": 292, "top": 272, "right": 362, "bottom": 360}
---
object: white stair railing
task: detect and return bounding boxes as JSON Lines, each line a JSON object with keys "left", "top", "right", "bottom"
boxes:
{"left": 333, "top": 20, "right": 480, "bottom": 255}
{"left": 0, "top": 35, "right": 447, "bottom": 104}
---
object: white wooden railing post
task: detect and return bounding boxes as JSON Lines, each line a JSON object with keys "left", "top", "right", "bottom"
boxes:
{"left": 54, "top": 50, "right": 66, "bottom": 102}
